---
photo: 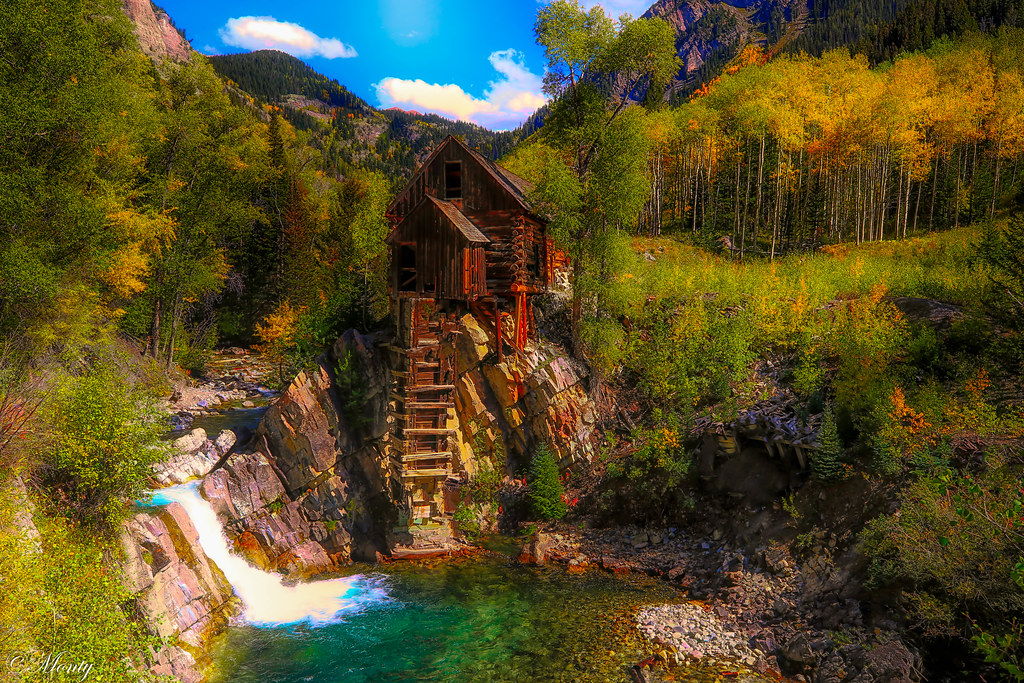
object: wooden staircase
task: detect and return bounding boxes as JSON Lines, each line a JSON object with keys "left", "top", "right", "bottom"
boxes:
{"left": 390, "top": 298, "right": 459, "bottom": 524}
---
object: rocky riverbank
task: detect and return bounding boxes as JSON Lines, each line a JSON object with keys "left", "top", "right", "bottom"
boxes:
{"left": 153, "top": 350, "right": 278, "bottom": 485}
{"left": 516, "top": 524, "right": 921, "bottom": 683}
{"left": 122, "top": 349, "right": 280, "bottom": 682}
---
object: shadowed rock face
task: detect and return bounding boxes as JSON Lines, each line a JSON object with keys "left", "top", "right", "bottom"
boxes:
{"left": 200, "top": 330, "right": 395, "bottom": 574}
{"left": 121, "top": 0, "right": 191, "bottom": 63}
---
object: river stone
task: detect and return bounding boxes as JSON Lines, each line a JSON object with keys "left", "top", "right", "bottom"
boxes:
{"left": 172, "top": 428, "right": 207, "bottom": 454}
{"left": 214, "top": 429, "right": 236, "bottom": 454}
{"left": 517, "top": 530, "right": 551, "bottom": 565}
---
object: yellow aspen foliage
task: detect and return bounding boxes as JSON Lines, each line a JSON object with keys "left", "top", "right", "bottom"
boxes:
{"left": 255, "top": 301, "right": 305, "bottom": 359}
{"left": 100, "top": 242, "right": 150, "bottom": 298}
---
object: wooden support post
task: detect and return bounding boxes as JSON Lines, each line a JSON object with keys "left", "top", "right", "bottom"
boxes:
{"left": 494, "top": 299, "right": 502, "bottom": 365}
{"left": 514, "top": 291, "right": 524, "bottom": 350}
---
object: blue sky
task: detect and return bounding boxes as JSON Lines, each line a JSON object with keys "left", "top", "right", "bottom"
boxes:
{"left": 158, "top": 0, "right": 654, "bottom": 130}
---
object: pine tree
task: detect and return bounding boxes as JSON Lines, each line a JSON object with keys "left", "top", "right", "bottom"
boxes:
{"left": 812, "top": 404, "right": 844, "bottom": 480}
{"left": 528, "top": 444, "right": 568, "bottom": 520}
{"left": 978, "top": 214, "right": 1024, "bottom": 326}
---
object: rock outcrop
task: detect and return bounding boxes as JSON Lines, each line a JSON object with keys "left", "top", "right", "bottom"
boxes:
{"left": 449, "top": 313, "right": 597, "bottom": 475}
{"left": 121, "top": 0, "right": 191, "bottom": 63}
{"left": 635, "top": 0, "right": 811, "bottom": 97}
{"left": 152, "top": 428, "right": 238, "bottom": 486}
{"left": 194, "top": 316, "right": 597, "bottom": 573}
{"left": 121, "top": 503, "right": 236, "bottom": 683}
{"left": 200, "top": 330, "right": 395, "bottom": 574}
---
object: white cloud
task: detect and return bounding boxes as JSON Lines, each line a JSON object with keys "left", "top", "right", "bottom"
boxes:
{"left": 219, "top": 16, "right": 357, "bottom": 59}
{"left": 375, "top": 49, "right": 547, "bottom": 130}
{"left": 578, "top": 0, "right": 653, "bottom": 19}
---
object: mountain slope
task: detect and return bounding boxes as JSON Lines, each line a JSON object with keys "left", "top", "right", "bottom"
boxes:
{"left": 207, "top": 50, "right": 536, "bottom": 183}
{"left": 645, "top": 0, "right": 1024, "bottom": 98}
{"left": 122, "top": 0, "right": 191, "bottom": 62}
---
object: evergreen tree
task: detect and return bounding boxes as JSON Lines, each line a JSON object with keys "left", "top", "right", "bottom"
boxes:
{"left": 812, "top": 404, "right": 844, "bottom": 480}
{"left": 978, "top": 214, "right": 1024, "bottom": 320}
{"left": 528, "top": 445, "right": 568, "bottom": 520}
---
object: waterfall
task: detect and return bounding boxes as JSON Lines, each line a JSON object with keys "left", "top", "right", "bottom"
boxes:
{"left": 148, "top": 482, "right": 388, "bottom": 626}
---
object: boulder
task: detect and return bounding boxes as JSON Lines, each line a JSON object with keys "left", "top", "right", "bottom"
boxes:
{"left": 849, "top": 639, "right": 922, "bottom": 683}
{"left": 517, "top": 530, "right": 551, "bottom": 565}
{"left": 172, "top": 428, "right": 207, "bottom": 454}
{"left": 782, "top": 633, "right": 817, "bottom": 666}
{"left": 214, "top": 430, "right": 236, "bottom": 455}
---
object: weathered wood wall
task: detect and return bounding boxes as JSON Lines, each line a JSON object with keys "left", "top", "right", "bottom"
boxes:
{"left": 390, "top": 200, "right": 486, "bottom": 301}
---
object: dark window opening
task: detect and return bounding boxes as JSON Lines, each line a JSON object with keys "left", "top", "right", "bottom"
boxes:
{"left": 398, "top": 244, "right": 416, "bottom": 292}
{"left": 444, "top": 161, "right": 462, "bottom": 200}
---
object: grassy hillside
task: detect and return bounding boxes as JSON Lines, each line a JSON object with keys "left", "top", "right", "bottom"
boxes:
{"left": 579, "top": 222, "right": 1024, "bottom": 676}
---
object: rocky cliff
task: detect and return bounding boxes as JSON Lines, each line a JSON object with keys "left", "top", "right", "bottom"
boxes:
{"left": 121, "top": 0, "right": 191, "bottom": 63}
{"left": 121, "top": 503, "right": 235, "bottom": 683}
{"left": 195, "top": 316, "right": 598, "bottom": 572}
{"left": 200, "top": 330, "right": 395, "bottom": 574}
{"left": 448, "top": 313, "right": 597, "bottom": 475}
{"left": 639, "top": 0, "right": 811, "bottom": 95}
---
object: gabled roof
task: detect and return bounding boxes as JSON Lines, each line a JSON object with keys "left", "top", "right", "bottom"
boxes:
{"left": 385, "top": 135, "right": 539, "bottom": 218}
{"left": 462, "top": 145, "right": 534, "bottom": 210}
{"left": 427, "top": 196, "right": 490, "bottom": 244}
{"left": 386, "top": 194, "right": 491, "bottom": 245}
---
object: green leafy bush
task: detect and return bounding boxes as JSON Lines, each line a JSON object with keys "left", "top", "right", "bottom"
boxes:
{"left": 528, "top": 445, "right": 567, "bottom": 521}
{"left": 863, "top": 466, "right": 1024, "bottom": 645}
{"left": 44, "top": 366, "right": 166, "bottom": 528}
{"left": 453, "top": 503, "right": 481, "bottom": 538}
{"left": 0, "top": 480, "right": 163, "bottom": 681}
{"left": 605, "top": 416, "right": 694, "bottom": 524}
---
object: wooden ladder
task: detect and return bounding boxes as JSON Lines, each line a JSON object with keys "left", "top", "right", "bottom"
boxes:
{"left": 390, "top": 298, "right": 458, "bottom": 523}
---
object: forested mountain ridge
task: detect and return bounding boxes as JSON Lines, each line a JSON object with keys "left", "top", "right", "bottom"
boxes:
{"left": 207, "top": 50, "right": 541, "bottom": 182}
{"left": 641, "top": 0, "right": 1024, "bottom": 99}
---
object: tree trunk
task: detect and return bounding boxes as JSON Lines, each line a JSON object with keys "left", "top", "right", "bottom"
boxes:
{"left": 754, "top": 135, "right": 766, "bottom": 254}
{"left": 150, "top": 298, "right": 162, "bottom": 359}
{"left": 165, "top": 296, "right": 182, "bottom": 371}
{"left": 991, "top": 138, "right": 1002, "bottom": 220}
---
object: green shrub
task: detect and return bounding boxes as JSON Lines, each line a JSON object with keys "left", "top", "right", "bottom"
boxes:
{"left": 601, "top": 413, "right": 693, "bottom": 524}
{"left": 528, "top": 445, "right": 567, "bottom": 521}
{"left": 0, "top": 483, "right": 163, "bottom": 681}
{"left": 453, "top": 503, "right": 480, "bottom": 538}
{"left": 466, "top": 422, "right": 504, "bottom": 506}
{"left": 973, "top": 623, "right": 1024, "bottom": 682}
{"left": 44, "top": 365, "right": 166, "bottom": 528}
{"left": 862, "top": 466, "right": 1024, "bottom": 643}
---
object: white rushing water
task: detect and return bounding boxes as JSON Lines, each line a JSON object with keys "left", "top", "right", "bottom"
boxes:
{"left": 148, "top": 483, "right": 388, "bottom": 626}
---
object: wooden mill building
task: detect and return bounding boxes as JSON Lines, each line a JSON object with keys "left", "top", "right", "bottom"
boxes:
{"left": 384, "top": 135, "right": 557, "bottom": 528}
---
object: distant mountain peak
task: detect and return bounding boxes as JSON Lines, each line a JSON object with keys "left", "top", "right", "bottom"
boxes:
{"left": 121, "top": 0, "right": 191, "bottom": 63}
